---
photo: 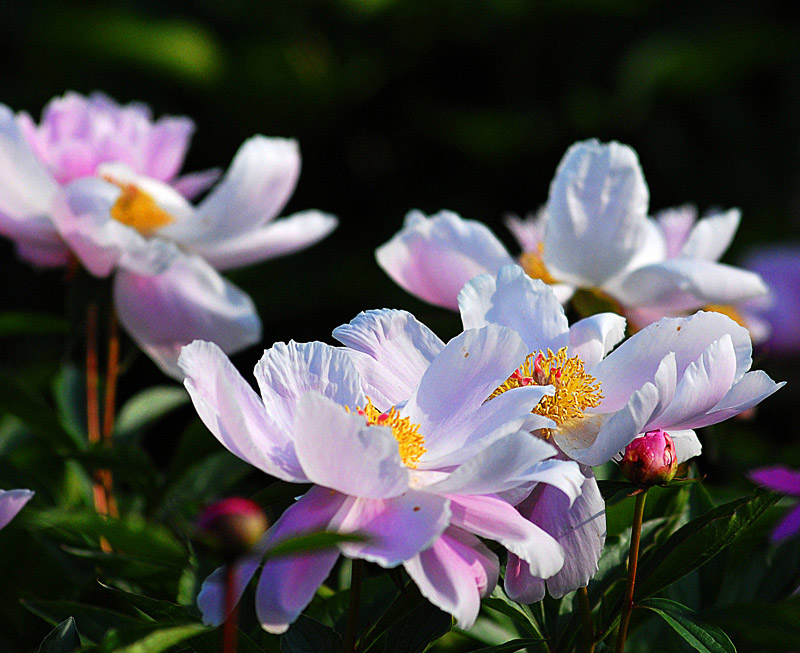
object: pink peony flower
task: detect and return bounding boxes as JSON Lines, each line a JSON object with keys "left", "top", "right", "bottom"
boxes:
{"left": 179, "top": 313, "right": 585, "bottom": 632}
{"left": 0, "top": 92, "right": 337, "bottom": 377}
{"left": 748, "top": 466, "right": 800, "bottom": 542}
{"left": 619, "top": 429, "right": 678, "bottom": 486}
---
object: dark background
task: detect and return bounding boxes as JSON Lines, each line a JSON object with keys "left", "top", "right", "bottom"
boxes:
{"left": 1, "top": 0, "right": 799, "bottom": 478}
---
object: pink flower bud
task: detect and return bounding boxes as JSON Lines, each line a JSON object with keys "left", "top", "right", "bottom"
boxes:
{"left": 619, "top": 430, "right": 678, "bottom": 486}
{"left": 197, "top": 497, "right": 269, "bottom": 561}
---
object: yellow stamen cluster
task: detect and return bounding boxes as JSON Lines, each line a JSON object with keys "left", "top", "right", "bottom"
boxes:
{"left": 109, "top": 183, "right": 175, "bottom": 236}
{"left": 518, "top": 242, "right": 557, "bottom": 285}
{"left": 350, "top": 399, "right": 426, "bottom": 468}
{"left": 490, "top": 347, "right": 603, "bottom": 437}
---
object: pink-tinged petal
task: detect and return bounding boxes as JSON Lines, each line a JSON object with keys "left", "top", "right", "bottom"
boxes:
{"left": 669, "top": 429, "right": 702, "bottom": 464}
{"left": 0, "top": 489, "right": 34, "bottom": 530}
{"left": 592, "top": 311, "right": 753, "bottom": 411}
{"left": 504, "top": 210, "right": 546, "bottom": 252}
{"left": 646, "top": 335, "right": 737, "bottom": 431}
{"left": 612, "top": 259, "right": 768, "bottom": 310}
{"left": 292, "top": 393, "right": 409, "bottom": 499}
{"left": 748, "top": 466, "right": 800, "bottom": 496}
{"left": 771, "top": 504, "right": 800, "bottom": 543}
{"left": 170, "top": 137, "right": 300, "bottom": 245}
{"left": 458, "top": 265, "right": 569, "bottom": 352}
{"left": 568, "top": 312, "right": 627, "bottom": 371}
{"left": 114, "top": 255, "right": 260, "bottom": 379}
{"left": 197, "top": 556, "right": 261, "bottom": 627}
{"left": 143, "top": 116, "right": 195, "bottom": 181}
{"left": 0, "top": 105, "right": 59, "bottom": 221}
{"left": 448, "top": 494, "right": 564, "bottom": 579}
{"left": 178, "top": 340, "right": 306, "bottom": 482}
{"left": 656, "top": 205, "right": 696, "bottom": 258}
{"left": 425, "top": 433, "right": 580, "bottom": 499}
{"left": 544, "top": 140, "right": 650, "bottom": 287}
{"left": 506, "top": 471, "right": 605, "bottom": 602}
{"left": 7, "top": 232, "right": 70, "bottom": 268}
{"left": 328, "top": 491, "right": 450, "bottom": 567}
{"left": 609, "top": 217, "right": 667, "bottom": 280}
{"left": 333, "top": 309, "right": 444, "bottom": 408}
{"left": 405, "top": 325, "right": 551, "bottom": 468}
{"left": 376, "top": 210, "right": 515, "bottom": 310}
{"left": 172, "top": 168, "right": 223, "bottom": 200}
{"left": 255, "top": 487, "right": 346, "bottom": 633}
{"left": 680, "top": 208, "right": 740, "bottom": 262}
{"left": 191, "top": 210, "right": 337, "bottom": 271}
{"left": 253, "top": 340, "right": 365, "bottom": 435}
{"left": 685, "top": 371, "right": 784, "bottom": 430}
{"left": 51, "top": 178, "right": 180, "bottom": 277}
{"left": 404, "top": 528, "right": 499, "bottom": 629}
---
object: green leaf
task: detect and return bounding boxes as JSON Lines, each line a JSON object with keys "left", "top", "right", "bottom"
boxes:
{"left": 635, "top": 490, "right": 780, "bottom": 599}
{"left": 380, "top": 601, "right": 451, "bottom": 652}
{"left": 359, "top": 583, "right": 426, "bottom": 652}
{"left": 0, "top": 311, "right": 68, "bottom": 337}
{"left": 470, "top": 640, "right": 547, "bottom": 653}
{"left": 638, "top": 598, "right": 736, "bottom": 653}
{"left": 597, "top": 479, "right": 641, "bottom": 505}
{"left": 101, "top": 623, "right": 210, "bottom": 653}
{"left": 23, "top": 599, "right": 141, "bottom": 644}
{"left": 280, "top": 614, "right": 343, "bottom": 652}
{"left": 114, "top": 386, "right": 189, "bottom": 443}
{"left": 38, "top": 617, "right": 81, "bottom": 653}
{"left": 265, "top": 531, "right": 366, "bottom": 559}
{"left": 482, "top": 586, "right": 544, "bottom": 640}
{"left": 713, "top": 597, "right": 800, "bottom": 649}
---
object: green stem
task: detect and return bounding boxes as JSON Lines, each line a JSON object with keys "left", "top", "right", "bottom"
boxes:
{"left": 614, "top": 490, "right": 647, "bottom": 653}
{"left": 344, "top": 560, "right": 364, "bottom": 653}
{"left": 578, "top": 586, "right": 595, "bottom": 653}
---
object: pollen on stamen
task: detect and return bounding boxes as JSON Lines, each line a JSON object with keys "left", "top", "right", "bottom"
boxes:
{"left": 107, "top": 181, "right": 175, "bottom": 236}
{"left": 488, "top": 347, "right": 603, "bottom": 437}
{"left": 348, "top": 399, "right": 427, "bottom": 468}
{"left": 518, "top": 242, "right": 557, "bottom": 285}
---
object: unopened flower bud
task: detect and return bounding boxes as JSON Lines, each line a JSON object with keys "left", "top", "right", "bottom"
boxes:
{"left": 620, "top": 430, "right": 678, "bottom": 486}
{"left": 197, "top": 497, "right": 269, "bottom": 562}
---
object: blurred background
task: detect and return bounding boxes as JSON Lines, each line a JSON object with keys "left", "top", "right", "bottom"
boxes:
{"left": 0, "top": 0, "right": 799, "bottom": 497}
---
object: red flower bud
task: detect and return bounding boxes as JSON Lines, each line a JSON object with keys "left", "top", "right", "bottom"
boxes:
{"left": 197, "top": 497, "right": 269, "bottom": 561}
{"left": 620, "top": 430, "right": 678, "bottom": 487}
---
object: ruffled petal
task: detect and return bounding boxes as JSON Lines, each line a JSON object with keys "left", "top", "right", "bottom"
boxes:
{"left": 172, "top": 168, "right": 223, "bottom": 200}
{"left": 143, "top": 116, "right": 195, "bottom": 181}
{"left": 448, "top": 494, "right": 564, "bottom": 579}
{"left": 255, "top": 487, "right": 345, "bottom": 634}
{"left": 669, "top": 429, "right": 702, "bottom": 464}
{"left": 504, "top": 210, "right": 546, "bottom": 252}
{"left": 680, "top": 208, "right": 740, "bottom": 262}
{"left": 178, "top": 340, "right": 306, "bottom": 482}
{"left": 114, "top": 255, "right": 260, "bottom": 379}
{"left": 0, "top": 489, "right": 34, "bottom": 530}
{"left": 328, "top": 491, "right": 451, "bottom": 567}
{"left": 506, "top": 471, "right": 605, "bottom": 602}
{"left": 167, "top": 137, "right": 300, "bottom": 245}
{"left": 197, "top": 556, "right": 261, "bottom": 627}
{"left": 292, "top": 393, "right": 409, "bottom": 499}
{"left": 458, "top": 265, "right": 569, "bottom": 352}
{"left": 403, "top": 528, "right": 499, "bottom": 629}
{"left": 568, "top": 312, "right": 627, "bottom": 371}
{"left": 191, "top": 210, "right": 337, "bottom": 271}
{"left": 376, "top": 210, "right": 516, "bottom": 310}
{"left": 655, "top": 205, "right": 696, "bottom": 258}
{"left": 333, "top": 309, "right": 444, "bottom": 408}
{"left": 253, "top": 340, "right": 365, "bottom": 435}
{"left": 688, "top": 371, "right": 784, "bottom": 430}
{"left": 544, "top": 140, "right": 650, "bottom": 286}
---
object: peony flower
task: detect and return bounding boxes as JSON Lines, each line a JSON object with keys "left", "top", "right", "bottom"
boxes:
{"left": 456, "top": 264, "right": 783, "bottom": 602}
{"left": 376, "top": 140, "right": 767, "bottom": 324}
{"left": 748, "top": 466, "right": 800, "bottom": 542}
{"left": 0, "top": 488, "right": 34, "bottom": 530}
{"left": 0, "top": 92, "right": 337, "bottom": 377}
{"left": 179, "top": 312, "right": 585, "bottom": 632}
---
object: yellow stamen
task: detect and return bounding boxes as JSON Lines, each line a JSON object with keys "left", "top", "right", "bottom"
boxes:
{"left": 349, "top": 399, "right": 426, "bottom": 468}
{"left": 519, "top": 242, "right": 557, "bottom": 285}
{"left": 704, "top": 304, "right": 747, "bottom": 328}
{"left": 109, "top": 183, "right": 174, "bottom": 236}
{"left": 489, "top": 347, "right": 603, "bottom": 437}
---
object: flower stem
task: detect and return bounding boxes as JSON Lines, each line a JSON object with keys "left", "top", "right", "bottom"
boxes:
{"left": 578, "top": 586, "right": 595, "bottom": 653}
{"left": 614, "top": 490, "right": 647, "bottom": 653}
{"left": 223, "top": 563, "right": 240, "bottom": 653}
{"left": 86, "top": 303, "right": 111, "bottom": 532}
{"left": 101, "top": 309, "right": 120, "bottom": 518}
{"left": 344, "top": 560, "right": 364, "bottom": 653}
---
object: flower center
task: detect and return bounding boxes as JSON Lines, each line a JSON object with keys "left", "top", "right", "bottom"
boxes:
{"left": 489, "top": 347, "right": 603, "bottom": 437}
{"left": 518, "top": 243, "right": 557, "bottom": 285}
{"left": 352, "top": 399, "right": 426, "bottom": 468}
{"left": 108, "top": 183, "right": 175, "bottom": 236}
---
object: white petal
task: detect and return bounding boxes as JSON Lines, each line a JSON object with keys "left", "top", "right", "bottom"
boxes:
{"left": 689, "top": 371, "right": 785, "bottom": 429}
{"left": 544, "top": 140, "right": 650, "bottom": 286}
{"left": 190, "top": 210, "right": 337, "bottom": 271}
{"left": 504, "top": 210, "right": 546, "bottom": 252}
{"left": 568, "top": 312, "right": 627, "bottom": 370}
{"left": 376, "top": 210, "right": 515, "bottom": 310}
{"left": 333, "top": 309, "right": 444, "bottom": 408}
{"left": 114, "top": 255, "right": 260, "bottom": 379}
{"left": 669, "top": 429, "right": 702, "bottom": 464}
{"left": 458, "top": 265, "right": 569, "bottom": 352}
{"left": 178, "top": 340, "right": 306, "bottom": 482}
{"left": 655, "top": 205, "right": 696, "bottom": 258}
{"left": 680, "top": 208, "right": 740, "bottom": 262}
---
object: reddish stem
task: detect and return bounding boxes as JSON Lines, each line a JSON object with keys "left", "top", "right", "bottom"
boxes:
{"left": 223, "top": 564, "right": 240, "bottom": 653}
{"left": 101, "top": 309, "right": 120, "bottom": 518}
